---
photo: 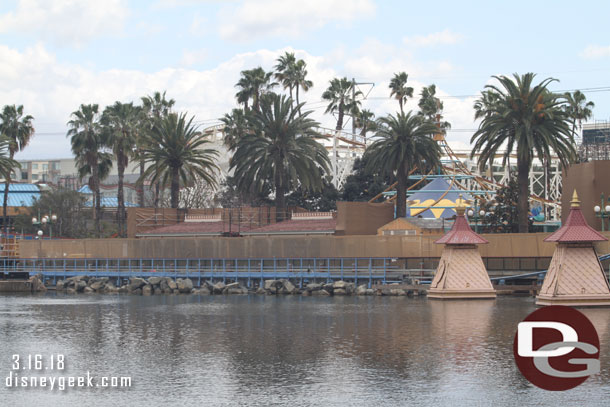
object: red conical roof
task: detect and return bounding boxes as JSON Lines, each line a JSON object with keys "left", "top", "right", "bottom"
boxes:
{"left": 435, "top": 213, "right": 489, "bottom": 245}
{"left": 544, "top": 191, "right": 607, "bottom": 243}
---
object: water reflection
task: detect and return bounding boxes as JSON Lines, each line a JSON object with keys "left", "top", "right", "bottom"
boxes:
{"left": 0, "top": 294, "right": 608, "bottom": 406}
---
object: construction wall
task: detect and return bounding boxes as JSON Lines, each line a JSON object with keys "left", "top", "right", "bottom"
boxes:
{"left": 19, "top": 232, "right": 610, "bottom": 259}
{"left": 335, "top": 201, "right": 395, "bottom": 235}
{"left": 562, "top": 160, "right": 610, "bottom": 230}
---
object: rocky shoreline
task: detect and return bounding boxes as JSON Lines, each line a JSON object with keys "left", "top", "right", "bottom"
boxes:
{"left": 44, "top": 275, "right": 426, "bottom": 297}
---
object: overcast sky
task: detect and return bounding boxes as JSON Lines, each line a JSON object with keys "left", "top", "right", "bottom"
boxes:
{"left": 1, "top": 0, "right": 610, "bottom": 160}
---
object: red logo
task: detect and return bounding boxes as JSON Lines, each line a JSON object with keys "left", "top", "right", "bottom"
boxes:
{"left": 513, "top": 306, "right": 600, "bottom": 391}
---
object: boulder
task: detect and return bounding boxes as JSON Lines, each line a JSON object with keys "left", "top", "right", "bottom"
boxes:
{"left": 255, "top": 287, "right": 266, "bottom": 295}
{"left": 333, "top": 288, "right": 347, "bottom": 296}
{"left": 306, "top": 283, "right": 322, "bottom": 292}
{"left": 28, "top": 275, "right": 47, "bottom": 292}
{"left": 322, "top": 283, "right": 334, "bottom": 293}
{"left": 356, "top": 284, "right": 368, "bottom": 295}
{"left": 118, "top": 285, "right": 129, "bottom": 294}
{"left": 333, "top": 281, "right": 347, "bottom": 289}
{"left": 365, "top": 289, "right": 375, "bottom": 296}
{"left": 142, "top": 285, "right": 153, "bottom": 295}
{"left": 177, "top": 278, "right": 193, "bottom": 293}
{"left": 56, "top": 280, "right": 64, "bottom": 291}
{"left": 301, "top": 290, "right": 311, "bottom": 296}
{"left": 312, "top": 289, "right": 330, "bottom": 296}
{"left": 225, "top": 285, "right": 248, "bottom": 295}
{"left": 193, "top": 286, "right": 211, "bottom": 295}
{"left": 264, "top": 280, "right": 279, "bottom": 291}
{"left": 280, "top": 280, "right": 296, "bottom": 294}
{"left": 76, "top": 280, "right": 87, "bottom": 293}
{"left": 89, "top": 281, "right": 105, "bottom": 291}
{"left": 83, "top": 286, "right": 94, "bottom": 294}
{"left": 212, "top": 282, "right": 226, "bottom": 294}
{"left": 132, "top": 288, "right": 142, "bottom": 295}
{"left": 345, "top": 283, "right": 355, "bottom": 295}
{"left": 167, "top": 279, "right": 178, "bottom": 290}
{"left": 147, "top": 277, "right": 163, "bottom": 286}
{"left": 172, "top": 288, "right": 180, "bottom": 294}
{"left": 104, "top": 283, "right": 118, "bottom": 293}
{"left": 66, "top": 287, "right": 76, "bottom": 294}
{"left": 153, "top": 287, "right": 163, "bottom": 295}
{"left": 129, "top": 277, "right": 147, "bottom": 290}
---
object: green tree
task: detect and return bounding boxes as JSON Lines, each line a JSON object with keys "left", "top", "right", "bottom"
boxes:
{"left": 563, "top": 90, "right": 595, "bottom": 140}
{"left": 274, "top": 52, "right": 297, "bottom": 100}
{"left": 220, "top": 108, "right": 250, "bottom": 151}
{"left": 418, "top": 84, "right": 451, "bottom": 133}
{"left": 470, "top": 73, "right": 577, "bottom": 233}
{"left": 102, "top": 101, "right": 141, "bottom": 237}
{"left": 235, "top": 67, "right": 277, "bottom": 112}
{"left": 67, "top": 104, "right": 106, "bottom": 237}
{"left": 140, "top": 91, "right": 175, "bottom": 208}
{"left": 140, "top": 113, "right": 219, "bottom": 208}
{"left": 389, "top": 72, "right": 414, "bottom": 114}
{"left": 293, "top": 59, "right": 313, "bottom": 110}
{"left": 364, "top": 112, "right": 441, "bottom": 218}
{"left": 230, "top": 94, "right": 330, "bottom": 221}
{"left": 355, "top": 109, "right": 377, "bottom": 139}
{"left": 479, "top": 177, "right": 532, "bottom": 233}
{"left": 322, "top": 77, "right": 362, "bottom": 131}
{"left": 341, "top": 156, "right": 393, "bottom": 202}
{"left": 286, "top": 176, "right": 338, "bottom": 212}
{"left": 0, "top": 105, "right": 33, "bottom": 233}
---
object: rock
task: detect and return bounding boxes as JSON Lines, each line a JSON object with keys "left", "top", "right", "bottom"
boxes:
{"left": 322, "top": 283, "right": 334, "bottom": 293}
{"left": 193, "top": 286, "right": 211, "bottom": 295}
{"left": 142, "top": 285, "right": 153, "bottom": 295}
{"left": 129, "top": 277, "right": 147, "bottom": 290}
{"left": 333, "top": 281, "right": 347, "bottom": 289}
{"left": 76, "top": 280, "right": 87, "bottom": 293}
{"left": 56, "top": 280, "right": 64, "bottom": 291}
{"left": 118, "top": 285, "right": 129, "bottom": 294}
{"left": 29, "top": 275, "right": 47, "bottom": 292}
{"left": 301, "top": 290, "right": 311, "bottom": 296}
{"left": 356, "top": 284, "right": 368, "bottom": 295}
{"left": 66, "top": 287, "right": 76, "bottom": 294}
{"left": 306, "top": 283, "right": 322, "bottom": 292}
{"left": 83, "top": 286, "right": 94, "bottom": 294}
{"left": 177, "top": 278, "right": 193, "bottom": 293}
{"left": 263, "top": 280, "right": 277, "bottom": 290}
{"left": 333, "top": 288, "right": 347, "bottom": 296}
{"left": 365, "top": 289, "right": 375, "bottom": 295}
{"left": 104, "top": 283, "right": 118, "bottom": 293}
{"left": 212, "top": 282, "right": 226, "bottom": 294}
{"left": 226, "top": 286, "right": 248, "bottom": 295}
{"left": 390, "top": 289, "right": 406, "bottom": 296}
{"left": 172, "top": 288, "right": 180, "bottom": 294}
{"left": 132, "top": 288, "right": 142, "bottom": 295}
{"left": 345, "top": 283, "right": 355, "bottom": 295}
{"left": 89, "top": 281, "right": 105, "bottom": 291}
{"left": 147, "top": 277, "right": 162, "bottom": 286}
{"left": 153, "top": 287, "right": 163, "bottom": 295}
{"left": 255, "top": 287, "right": 266, "bottom": 295}
{"left": 167, "top": 279, "right": 177, "bottom": 290}
{"left": 312, "top": 289, "right": 330, "bottom": 296}
{"left": 280, "top": 280, "right": 296, "bottom": 294}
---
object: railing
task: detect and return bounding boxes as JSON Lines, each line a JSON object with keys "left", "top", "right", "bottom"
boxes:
{"left": 0, "top": 257, "right": 403, "bottom": 286}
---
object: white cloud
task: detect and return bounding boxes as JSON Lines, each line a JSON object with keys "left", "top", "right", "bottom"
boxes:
{"left": 580, "top": 45, "right": 610, "bottom": 59}
{"left": 218, "top": 0, "right": 375, "bottom": 42}
{"left": 403, "top": 29, "right": 464, "bottom": 47}
{"left": 179, "top": 49, "right": 209, "bottom": 67}
{"left": 0, "top": 43, "right": 477, "bottom": 160}
{"left": 0, "top": 0, "right": 129, "bottom": 47}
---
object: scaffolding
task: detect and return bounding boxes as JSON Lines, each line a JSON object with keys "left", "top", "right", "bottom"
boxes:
{"left": 581, "top": 121, "right": 610, "bottom": 161}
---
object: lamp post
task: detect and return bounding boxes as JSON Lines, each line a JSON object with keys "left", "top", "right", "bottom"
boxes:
{"left": 593, "top": 193, "right": 610, "bottom": 232}
{"left": 32, "top": 213, "right": 57, "bottom": 238}
{"left": 37, "top": 229, "right": 43, "bottom": 259}
{"left": 467, "top": 197, "right": 487, "bottom": 233}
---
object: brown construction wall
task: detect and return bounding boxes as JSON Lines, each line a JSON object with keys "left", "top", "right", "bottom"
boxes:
{"left": 19, "top": 232, "right": 610, "bottom": 259}
{"left": 562, "top": 160, "right": 610, "bottom": 230}
{"left": 335, "top": 201, "right": 395, "bottom": 235}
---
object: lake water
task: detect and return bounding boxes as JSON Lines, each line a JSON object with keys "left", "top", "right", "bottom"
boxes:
{"left": 0, "top": 293, "right": 609, "bottom": 406}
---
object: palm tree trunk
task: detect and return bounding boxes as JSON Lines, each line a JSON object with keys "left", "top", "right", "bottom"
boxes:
{"left": 399, "top": 99, "right": 403, "bottom": 114}
{"left": 170, "top": 167, "right": 180, "bottom": 209}
{"left": 274, "top": 161, "right": 286, "bottom": 222}
{"left": 395, "top": 163, "right": 407, "bottom": 218}
{"left": 92, "top": 159, "right": 101, "bottom": 237}
{"left": 138, "top": 157, "right": 145, "bottom": 207}
{"left": 2, "top": 151, "right": 14, "bottom": 235}
{"left": 117, "top": 151, "right": 125, "bottom": 238}
{"left": 336, "top": 106, "right": 344, "bottom": 131}
{"left": 517, "top": 159, "right": 530, "bottom": 233}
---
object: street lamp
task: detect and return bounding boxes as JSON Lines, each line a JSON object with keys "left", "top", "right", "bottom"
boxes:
{"left": 32, "top": 213, "right": 56, "bottom": 238}
{"left": 467, "top": 197, "right": 487, "bottom": 233}
{"left": 594, "top": 193, "right": 610, "bottom": 232}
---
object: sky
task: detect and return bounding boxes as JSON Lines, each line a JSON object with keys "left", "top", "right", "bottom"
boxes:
{"left": 1, "top": 0, "right": 610, "bottom": 160}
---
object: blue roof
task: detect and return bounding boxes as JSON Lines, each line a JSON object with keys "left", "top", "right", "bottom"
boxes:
{"left": 0, "top": 183, "right": 40, "bottom": 192}
{"left": 85, "top": 197, "right": 138, "bottom": 208}
{"left": 407, "top": 178, "right": 473, "bottom": 219}
{"left": 78, "top": 185, "right": 92, "bottom": 194}
{"left": 7, "top": 193, "right": 39, "bottom": 207}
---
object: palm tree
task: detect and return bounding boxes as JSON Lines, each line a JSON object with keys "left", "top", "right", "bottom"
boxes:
{"left": 470, "top": 73, "right": 577, "bottom": 233}
{"left": 389, "top": 72, "right": 414, "bottom": 114}
{"left": 274, "top": 52, "right": 297, "bottom": 100}
{"left": 293, "top": 59, "right": 313, "bottom": 109}
{"left": 102, "top": 101, "right": 141, "bottom": 237}
{"left": 322, "top": 77, "right": 362, "bottom": 131}
{"left": 140, "top": 113, "right": 219, "bottom": 208}
{"left": 140, "top": 91, "right": 175, "bottom": 207}
{"left": 364, "top": 112, "right": 441, "bottom": 218}
{"left": 564, "top": 90, "right": 595, "bottom": 140}
{"left": 230, "top": 94, "right": 330, "bottom": 222}
{"left": 235, "top": 67, "right": 277, "bottom": 112}
{"left": 67, "top": 104, "right": 105, "bottom": 237}
{"left": 355, "top": 109, "right": 377, "bottom": 139}
{"left": 0, "top": 105, "right": 33, "bottom": 233}
{"left": 418, "top": 84, "right": 451, "bottom": 133}
{"left": 220, "top": 108, "right": 250, "bottom": 151}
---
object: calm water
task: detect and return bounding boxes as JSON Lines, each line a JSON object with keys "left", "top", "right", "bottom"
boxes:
{"left": 0, "top": 293, "right": 609, "bottom": 406}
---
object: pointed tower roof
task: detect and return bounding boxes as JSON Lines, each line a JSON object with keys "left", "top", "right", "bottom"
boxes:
{"left": 434, "top": 195, "right": 489, "bottom": 245}
{"left": 545, "top": 190, "right": 608, "bottom": 243}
